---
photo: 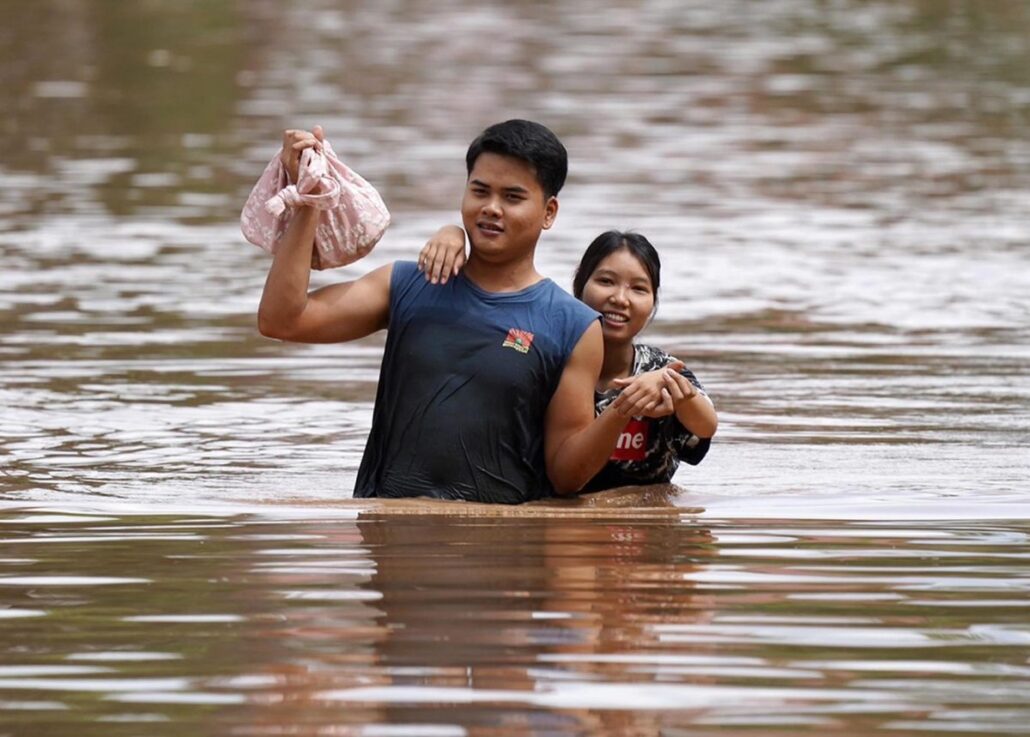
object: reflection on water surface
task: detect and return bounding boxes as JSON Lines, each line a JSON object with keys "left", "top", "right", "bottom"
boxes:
{"left": 1, "top": 508, "right": 1029, "bottom": 735}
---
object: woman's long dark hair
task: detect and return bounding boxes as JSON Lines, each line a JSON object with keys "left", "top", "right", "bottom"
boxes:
{"left": 572, "top": 231, "right": 661, "bottom": 307}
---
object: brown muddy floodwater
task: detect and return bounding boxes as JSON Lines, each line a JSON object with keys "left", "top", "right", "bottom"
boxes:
{"left": 1, "top": 1, "right": 1029, "bottom": 734}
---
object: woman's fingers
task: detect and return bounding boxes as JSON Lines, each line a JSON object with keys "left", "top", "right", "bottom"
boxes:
{"left": 622, "top": 396, "right": 651, "bottom": 417}
{"left": 612, "top": 391, "right": 639, "bottom": 416}
{"left": 659, "top": 370, "right": 684, "bottom": 402}
{"left": 648, "top": 386, "right": 670, "bottom": 408}
{"left": 656, "top": 388, "right": 675, "bottom": 415}
{"left": 614, "top": 383, "right": 661, "bottom": 417}
{"left": 609, "top": 368, "right": 685, "bottom": 417}
{"left": 643, "top": 388, "right": 675, "bottom": 417}
{"left": 664, "top": 369, "right": 698, "bottom": 402}
{"left": 429, "top": 244, "right": 448, "bottom": 283}
{"left": 417, "top": 243, "right": 433, "bottom": 275}
{"left": 418, "top": 227, "right": 467, "bottom": 284}
{"left": 672, "top": 369, "right": 698, "bottom": 396}
{"left": 419, "top": 243, "right": 445, "bottom": 283}
{"left": 609, "top": 380, "right": 659, "bottom": 409}
{"left": 439, "top": 247, "right": 459, "bottom": 284}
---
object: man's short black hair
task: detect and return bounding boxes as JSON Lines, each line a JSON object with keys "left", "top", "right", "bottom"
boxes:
{"left": 466, "top": 119, "right": 568, "bottom": 199}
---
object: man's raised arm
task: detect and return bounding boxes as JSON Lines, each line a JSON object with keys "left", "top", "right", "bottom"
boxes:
{"left": 257, "top": 206, "right": 392, "bottom": 343}
{"left": 257, "top": 128, "right": 391, "bottom": 344}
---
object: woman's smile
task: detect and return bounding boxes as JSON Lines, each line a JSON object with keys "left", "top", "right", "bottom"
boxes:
{"left": 581, "top": 248, "right": 656, "bottom": 342}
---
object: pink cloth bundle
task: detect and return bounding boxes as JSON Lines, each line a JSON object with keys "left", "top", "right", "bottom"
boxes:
{"left": 241, "top": 140, "right": 390, "bottom": 270}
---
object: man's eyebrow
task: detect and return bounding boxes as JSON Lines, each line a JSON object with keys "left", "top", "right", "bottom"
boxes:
{"left": 468, "top": 179, "right": 530, "bottom": 195}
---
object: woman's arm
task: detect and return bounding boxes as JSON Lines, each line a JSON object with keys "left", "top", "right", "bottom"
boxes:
{"left": 418, "top": 224, "right": 467, "bottom": 284}
{"left": 662, "top": 369, "right": 718, "bottom": 438}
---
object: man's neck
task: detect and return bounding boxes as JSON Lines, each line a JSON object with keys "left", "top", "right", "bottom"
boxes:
{"left": 463, "top": 253, "right": 544, "bottom": 293}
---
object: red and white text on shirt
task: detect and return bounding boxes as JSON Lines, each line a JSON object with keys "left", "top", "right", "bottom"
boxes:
{"left": 610, "top": 417, "right": 650, "bottom": 462}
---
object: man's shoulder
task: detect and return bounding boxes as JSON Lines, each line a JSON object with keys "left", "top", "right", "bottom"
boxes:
{"left": 389, "top": 259, "right": 436, "bottom": 299}
{"left": 528, "top": 281, "right": 599, "bottom": 360}
{"left": 389, "top": 259, "right": 418, "bottom": 283}
{"left": 536, "top": 280, "right": 600, "bottom": 341}
{"left": 538, "top": 279, "right": 599, "bottom": 319}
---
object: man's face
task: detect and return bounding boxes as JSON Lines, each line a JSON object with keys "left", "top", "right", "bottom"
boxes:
{"left": 461, "top": 152, "right": 558, "bottom": 262}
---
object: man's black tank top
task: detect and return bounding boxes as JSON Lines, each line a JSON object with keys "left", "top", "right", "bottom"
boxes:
{"left": 354, "top": 261, "right": 598, "bottom": 504}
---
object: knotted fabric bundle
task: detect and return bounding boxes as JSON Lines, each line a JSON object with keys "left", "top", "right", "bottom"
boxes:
{"left": 241, "top": 140, "right": 390, "bottom": 270}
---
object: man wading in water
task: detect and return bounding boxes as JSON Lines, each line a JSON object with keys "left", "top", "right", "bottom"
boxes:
{"left": 259, "top": 120, "right": 639, "bottom": 503}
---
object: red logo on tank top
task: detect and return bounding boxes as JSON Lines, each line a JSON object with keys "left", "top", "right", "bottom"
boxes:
{"left": 611, "top": 417, "right": 649, "bottom": 462}
{"left": 502, "top": 328, "right": 534, "bottom": 354}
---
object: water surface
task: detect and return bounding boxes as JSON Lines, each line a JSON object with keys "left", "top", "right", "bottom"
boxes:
{"left": 1, "top": 0, "right": 1029, "bottom": 733}
{"left": 2, "top": 508, "right": 1029, "bottom": 736}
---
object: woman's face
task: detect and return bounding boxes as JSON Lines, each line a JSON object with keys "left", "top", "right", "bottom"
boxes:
{"left": 580, "top": 248, "right": 655, "bottom": 344}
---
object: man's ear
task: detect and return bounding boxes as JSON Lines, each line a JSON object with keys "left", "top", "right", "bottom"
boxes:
{"left": 542, "top": 196, "right": 559, "bottom": 230}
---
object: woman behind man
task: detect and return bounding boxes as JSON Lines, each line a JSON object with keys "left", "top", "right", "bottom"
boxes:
{"left": 420, "top": 228, "right": 718, "bottom": 492}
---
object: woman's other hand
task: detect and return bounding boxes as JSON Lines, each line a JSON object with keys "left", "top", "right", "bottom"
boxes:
{"left": 611, "top": 369, "right": 675, "bottom": 418}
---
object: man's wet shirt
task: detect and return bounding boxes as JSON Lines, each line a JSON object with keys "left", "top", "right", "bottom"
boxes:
{"left": 354, "top": 261, "right": 598, "bottom": 504}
